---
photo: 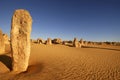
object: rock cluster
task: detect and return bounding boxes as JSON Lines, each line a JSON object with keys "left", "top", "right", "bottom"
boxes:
{"left": 52, "top": 38, "right": 62, "bottom": 44}
{"left": 37, "top": 38, "right": 44, "bottom": 44}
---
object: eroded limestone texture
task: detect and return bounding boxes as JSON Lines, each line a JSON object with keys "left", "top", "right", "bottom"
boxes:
{"left": 73, "top": 38, "right": 79, "bottom": 48}
{"left": 0, "top": 29, "right": 5, "bottom": 53}
{"left": 10, "top": 9, "right": 32, "bottom": 72}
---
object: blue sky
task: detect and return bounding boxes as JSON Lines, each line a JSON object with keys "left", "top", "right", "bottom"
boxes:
{"left": 0, "top": 0, "right": 120, "bottom": 41}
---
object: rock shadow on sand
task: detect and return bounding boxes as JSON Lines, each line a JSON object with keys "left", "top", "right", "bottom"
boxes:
{"left": 0, "top": 54, "right": 12, "bottom": 71}
{"left": 12, "top": 63, "right": 44, "bottom": 80}
{"left": 17, "top": 63, "right": 44, "bottom": 75}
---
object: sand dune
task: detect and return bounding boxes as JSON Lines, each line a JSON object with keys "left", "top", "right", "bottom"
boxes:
{"left": 0, "top": 43, "right": 120, "bottom": 80}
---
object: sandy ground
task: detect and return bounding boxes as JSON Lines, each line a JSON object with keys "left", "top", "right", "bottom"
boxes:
{"left": 0, "top": 43, "right": 120, "bottom": 80}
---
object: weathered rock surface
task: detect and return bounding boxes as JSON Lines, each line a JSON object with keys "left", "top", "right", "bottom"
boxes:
{"left": 62, "top": 41, "right": 67, "bottom": 45}
{"left": 0, "top": 29, "right": 5, "bottom": 53}
{"left": 46, "top": 38, "right": 52, "bottom": 45}
{"left": 84, "top": 41, "right": 88, "bottom": 46}
{"left": 10, "top": 9, "right": 32, "bottom": 73}
{"left": 52, "top": 38, "right": 62, "bottom": 44}
{"left": 3, "top": 34, "right": 9, "bottom": 44}
{"left": 37, "top": 38, "right": 44, "bottom": 44}
{"left": 73, "top": 38, "right": 79, "bottom": 48}
{"left": 80, "top": 38, "right": 83, "bottom": 45}
{"left": 79, "top": 38, "right": 83, "bottom": 48}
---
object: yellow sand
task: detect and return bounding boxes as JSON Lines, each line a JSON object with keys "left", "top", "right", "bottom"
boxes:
{"left": 0, "top": 43, "right": 120, "bottom": 80}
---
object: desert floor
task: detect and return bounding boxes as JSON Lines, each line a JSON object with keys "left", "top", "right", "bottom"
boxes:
{"left": 0, "top": 43, "right": 120, "bottom": 80}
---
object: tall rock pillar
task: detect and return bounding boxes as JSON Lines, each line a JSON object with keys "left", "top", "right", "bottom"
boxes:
{"left": 10, "top": 9, "right": 32, "bottom": 72}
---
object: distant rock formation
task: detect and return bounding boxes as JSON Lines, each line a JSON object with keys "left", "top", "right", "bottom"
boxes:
{"left": 73, "top": 38, "right": 79, "bottom": 48}
{"left": 80, "top": 38, "right": 83, "bottom": 45}
{"left": 79, "top": 38, "right": 84, "bottom": 48}
{"left": 0, "top": 29, "right": 5, "bottom": 53}
{"left": 30, "top": 39, "right": 37, "bottom": 43}
{"left": 52, "top": 38, "right": 62, "bottom": 44}
{"left": 3, "top": 34, "right": 9, "bottom": 44}
{"left": 37, "top": 38, "right": 44, "bottom": 44}
{"left": 46, "top": 38, "right": 52, "bottom": 45}
{"left": 10, "top": 9, "right": 32, "bottom": 73}
{"left": 62, "top": 41, "right": 67, "bottom": 45}
{"left": 84, "top": 41, "right": 88, "bottom": 46}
